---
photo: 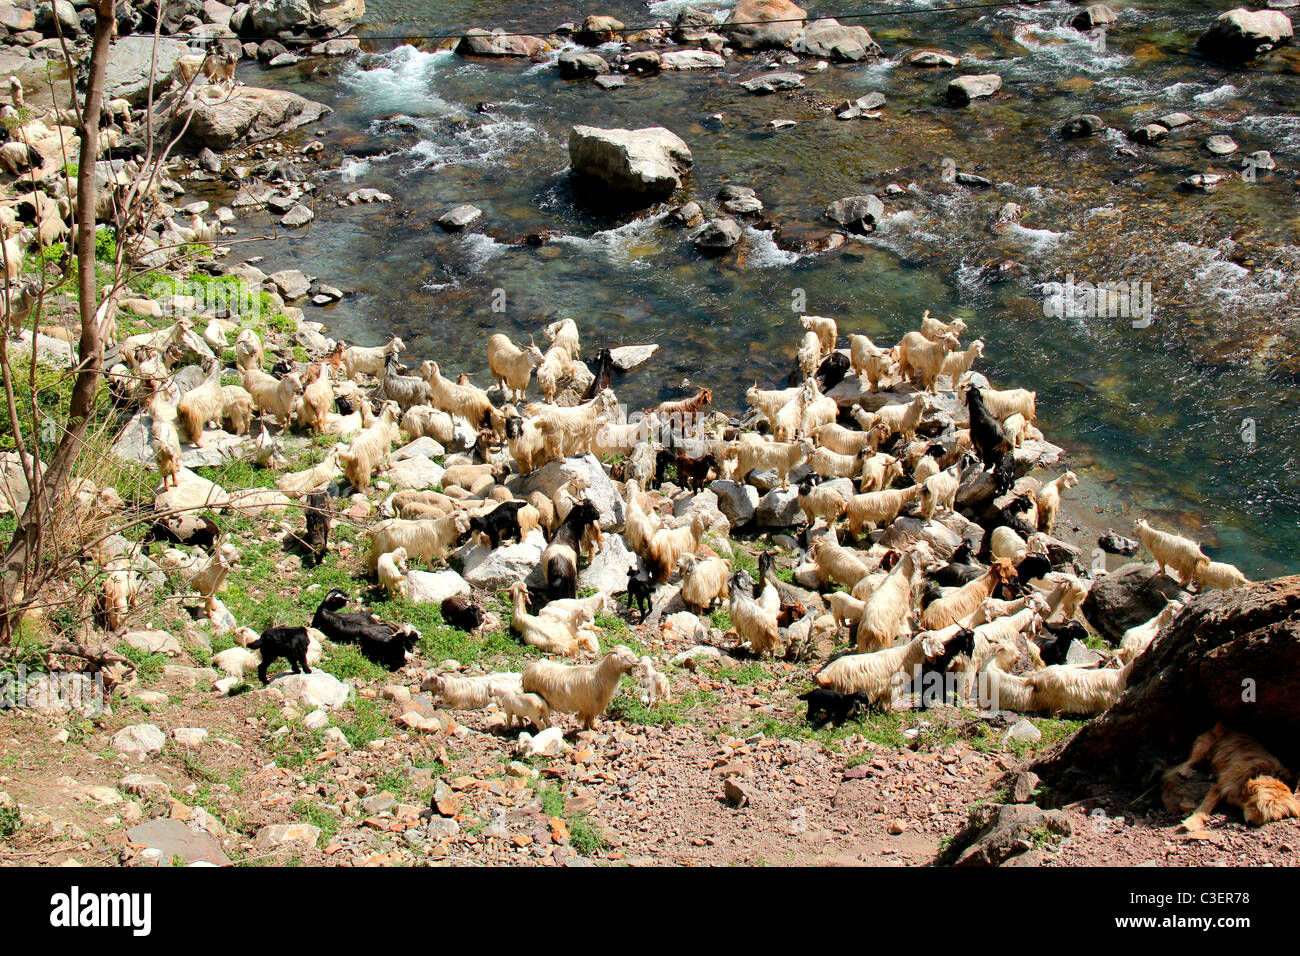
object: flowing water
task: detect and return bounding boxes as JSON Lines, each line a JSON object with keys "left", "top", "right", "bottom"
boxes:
{"left": 230, "top": 0, "right": 1300, "bottom": 576}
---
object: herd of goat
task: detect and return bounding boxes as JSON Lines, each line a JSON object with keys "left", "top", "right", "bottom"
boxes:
{"left": 89, "top": 299, "right": 1260, "bottom": 741}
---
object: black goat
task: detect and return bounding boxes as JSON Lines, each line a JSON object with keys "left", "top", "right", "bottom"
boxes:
{"left": 441, "top": 594, "right": 485, "bottom": 633}
{"left": 915, "top": 628, "right": 976, "bottom": 709}
{"left": 144, "top": 514, "right": 219, "bottom": 551}
{"left": 304, "top": 491, "right": 331, "bottom": 564}
{"left": 469, "top": 500, "right": 528, "bottom": 550}
{"left": 584, "top": 348, "right": 614, "bottom": 400}
{"left": 1015, "top": 551, "right": 1053, "bottom": 588}
{"left": 814, "top": 351, "right": 851, "bottom": 392}
{"left": 964, "top": 385, "right": 1013, "bottom": 468}
{"left": 798, "top": 688, "right": 872, "bottom": 727}
{"left": 248, "top": 626, "right": 311, "bottom": 685}
{"left": 311, "top": 589, "right": 420, "bottom": 670}
{"left": 930, "top": 541, "right": 984, "bottom": 587}
{"left": 1036, "top": 621, "right": 1087, "bottom": 666}
{"left": 624, "top": 563, "right": 654, "bottom": 622}
{"left": 335, "top": 393, "right": 355, "bottom": 416}
{"left": 542, "top": 500, "right": 601, "bottom": 603}
{"left": 270, "top": 357, "right": 295, "bottom": 378}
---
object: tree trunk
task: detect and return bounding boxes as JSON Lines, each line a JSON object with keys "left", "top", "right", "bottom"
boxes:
{"left": 1034, "top": 575, "right": 1300, "bottom": 792}
{"left": 0, "top": 0, "right": 116, "bottom": 642}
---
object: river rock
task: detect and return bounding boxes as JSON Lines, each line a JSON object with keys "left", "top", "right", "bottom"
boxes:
{"left": 1060, "top": 113, "right": 1105, "bottom": 138}
{"left": 437, "top": 204, "right": 482, "bottom": 230}
{"left": 792, "top": 18, "right": 882, "bottom": 61}
{"left": 568, "top": 125, "right": 693, "bottom": 206}
{"left": 455, "top": 28, "right": 549, "bottom": 57}
{"left": 825, "top": 194, "right": 884, "bottom": 234}
{"left": 670, "top": 201, "right": 704, "bottom": 226}
{"left": 558, "top": 51, "right": 610, "bottom": 78}
{"left": 741, "top": 72, "right": 804, "bottom": 93}
{"left": 660, "top": 49, "right": 725, "bottom": 69}
{"left": 694, "top": 217, "right": 743, "bottom": 254}
{"left": 104, "top": 36, "right": 200, "bottom": 105}
{"left": 1071, "top": 4, "right": 1117, "bottom": 31}
{"left": 594, "top": 75, "right": 626, "bottom": 90}
{"left": 608, "top": 344, "right": 659, "bottom": 370}
{"left": 947, "top": 74, "right": 1001, "bottom": 106}
{"left": 723, "top": 0, "right": 807, "bottom": 50}
{"left": 280, "top": 203, "right": 313, "bottom": 227}
{"left": 156, "top": 85, "right": 330, "bottom": 151}
{"left": 407, "top": 569, "right": 470, "bottom": 605}
{"left": 625, "top": 51, "right": 662, "bottom": 75}
{"left": 246, "top": 0, "right": 364, "bottom": 35}
{"left": 575, "top": 14, "right": 623, "bottom": 46}
{"left": 456, "top": 529, "right": 548, "bottom": 591}
{"left": 1180, "top": 172, "right": 1224, "bottom": 193}
{"left": 1082, "top": 561, "right": 1189, "bottom": 642}
{"left": 1205, "top": 134, "right": 1238, "bottom": 155}
{"left": 1195, "top": 8, "right": 1293, "bottom": 62}
{"left": 905, "top": 49, "right": 959, "bottom": 67}
{"left": 1129, "top": 122, "right": 1168, "bottom": 145}
{"left": 273, "top": 671, "right": 351, "bottom": 709}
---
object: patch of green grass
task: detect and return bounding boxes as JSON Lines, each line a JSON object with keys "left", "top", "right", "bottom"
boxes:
{"left": 0, "top": 804, "right": 21, "bottom": 839}
{"left": 606, "top": 687, "right": 712, "bottom": 727}
{"left": 292, "top": 799, "right": 339, "bottom": 845}
{"left": 710, "top": 607, "right": 731, "bottom": 632}
{"left": 715, "top": 661, "right": 768, "bottom": 686}
{"left": 115, "top": 642, "right": 168, "bottom": 684}
{"left": 568, "top": 815, "right": 607, "bottom": 856}
{"left": 338, "top": 696, "right": 391, "bottom": 750}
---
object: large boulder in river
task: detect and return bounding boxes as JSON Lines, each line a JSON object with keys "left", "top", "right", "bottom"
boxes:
{"left": 568, "top": 125, "right": 692, "bottom": 207}
{"left": 1036, "top": 575, "right": 1300, "bottom": 790}
{"left": 792, "top": 18, "right": 883, "bottom": 61}
{"left": 455, "top": 28, "right": 550, "bottom": 57}
{"left": 1195, "top": 8, "right": 1292, "bottom": 62}
{"left": 155, "top": 86, "right": 331, "bottom": 151}
{"left": 1082, "top": 561, "right": 1189, "bottom": 643}
{"left": 825, "top": 194, "right": 884, "bottom": 234}
{"left": 947, "top": 74, "right": 1002, "bottom": 106}
{"left": 246, "top": 0, "right": 364, "bottom": 35}
{"left": 723, "top": 0, "right": 807, "bottom": 50}
{"left": 104, "top": 37, "right": 202, "bottom": 105}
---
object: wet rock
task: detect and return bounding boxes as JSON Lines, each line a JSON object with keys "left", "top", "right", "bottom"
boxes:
{"left": 245, "top": 0, "right": 364, "bottom": 35}
{"left": 1071, "top": 4, "right": 1117, "bottom": 31}
{"left": 257, "top": 38, "right": 289, "bottom": 63}
{"left": 594, "top": 75, "right": 626, "bottom": 90}
{"left": 660, "top": 49, "right": 725, "bottom": 70}
{"left": 947, "top": 73, "right": 1001, "bottom": 106}
{"left": 1244, "top": 149, "right": 1276, "bottom": 171}
{"left": 1195, "top": 8, "right": 1293, "bottom": 63}
{"left": 437, "top": 204, "right": 482, "bottom": 231}
{"left": 280, "top": 203, "right": 313, "bottom": 228}
{"left": 455, "top": 28, "right": 550, "bottom": 58}
{"left": 905, "top": 49, "right": 959, "bottom": 67}
{"left": 268, "top": 269, "right": 311, "bottom": 299}
{"left": 673, "top": 6, "right": 719, "bottom": 42}
{"left": 625, "top": 51, "right": 662, "bottom": 76}
{"left": 608, "top": 344, "right": 658, "bottom": 370}
{"left": 825, "top": 194, "right": 884, "bottom": 234}
{"left": 768, "top": 118, "right": 797, "bottom": 130}
{"left": 1128, "top": 123, "right": 1168, "bottom": 148}
{"left": 693, "top": 217, "right": 743, "bottom": 254}
{"left": 558, "top": 51, "right": 610, "bottom": 78}
{"left": 793, "top": 18, "right": 882, "bottom": 61}
{"left": 1205, "top": 134, "right": 1238, "bottom": 155}
{"left": 568, "top": 125, "right": 693, "bottom": 206}
{"left": 740, "top": 72, "right": 804, "bottom": 94}
{"left": 1180, "top": 172, "right": 1224, "bottom": 193}
{"left": 723, "top": 0, "right": 807, "bottom": 50}
{"left": 669, "top": 201, "right": 704, "bottom": 226}
{"left": 346, "top": 188, "right": 393, "bottom": 204}
{"left": 1083, "top": 562, "right": 1190, "bottom": 642}
{"left": 574, "top": 14, "right": 624, "bottom": 46}
{"left": 1061, "top": 113, "right": 1105, "bottom": 138}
